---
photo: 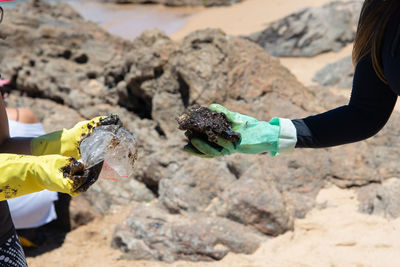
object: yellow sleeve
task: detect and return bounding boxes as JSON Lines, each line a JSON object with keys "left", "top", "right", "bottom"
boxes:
{"left": 0, "top": 154, "right": 79, "bottom": 200}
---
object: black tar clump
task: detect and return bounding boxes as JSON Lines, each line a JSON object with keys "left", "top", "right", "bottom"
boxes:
{"left": 177, "top": 105, "right": 241, "bottom": 143}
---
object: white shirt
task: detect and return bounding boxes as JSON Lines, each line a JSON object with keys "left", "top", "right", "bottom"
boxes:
{"left": 7, "top": 120, "right": 58, "bottom": 229}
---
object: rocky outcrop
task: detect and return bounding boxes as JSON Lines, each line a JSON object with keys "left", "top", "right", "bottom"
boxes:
{"left": 358, "top": 178, "right": 400, "bottom": 218}
{"left": 247, "top": 1, "right": 362, "bottom": 57}
{"left": 313, "top": 56, "right": 354, "bottom": 89}
{"left": 207, "top": 175, "right": 294, "bottom": 236}
{"left": 111, "top": 202, "right": 264, "bottom": 262}
{"left": 3, "top": 0, "right": 400, "bottom": 262}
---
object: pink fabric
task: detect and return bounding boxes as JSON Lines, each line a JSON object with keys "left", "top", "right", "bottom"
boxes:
{"left": 0, "top": 79, "right": 10, "bottom": 86}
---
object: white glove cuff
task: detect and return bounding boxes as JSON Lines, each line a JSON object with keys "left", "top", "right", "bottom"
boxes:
{"left": 277, "top": 118, "right": 297, "bottom": 154}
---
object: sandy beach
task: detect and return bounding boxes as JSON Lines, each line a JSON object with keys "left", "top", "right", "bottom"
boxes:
{"left": 26, "top": 0, "right": 400, "bottom": 266}
{"left": 170, "top": 0, "right": 338, "bottom": 40}
{"left": 170, "top": 0, "right": 355, "bottom": 87}
{"left": 28, "top": 186, "right": 400, "bottom": 267}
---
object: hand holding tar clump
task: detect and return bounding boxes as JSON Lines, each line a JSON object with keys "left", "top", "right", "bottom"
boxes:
{"left": 31, "top": 115, "right": 122, "bottom": 159}
{"left": 177, "top": 104, "right": 240, "bottom": 158}
{"left": 179, "top": 104, "right": 296, "bottom": 157}
{"left": 0, "top": 154, "right": 103, "bottom": 200}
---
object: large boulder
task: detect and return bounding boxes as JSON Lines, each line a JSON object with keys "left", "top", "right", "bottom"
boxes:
{"left": 207, "top": 176, "right": 294, "bottom": 236}
{"left": 111, "top": 202, "right": 264, "bottom": 262}
{"left": 159, "top": 158, "right": 237, "bottom": 213}
{"left": 0, "top": 0, "right": 131, "bottom": 114}
{"left": 247, "top": 1, "right": 362, "bottom": 57}
{"left": 148, "top": 28, "right": 317, "bottom": 136}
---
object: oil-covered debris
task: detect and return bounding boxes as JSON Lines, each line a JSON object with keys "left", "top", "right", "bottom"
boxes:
{"left": 61, "top": 158, "right": 85, "bottom": 177}
{"left": 177, "top": 105, "right": 241, "bottom": 143}
{"left": 61, "top": 158, "right": 104, "bottom": 192}
{"left": 75, "top": 161, "right": 104, "bottom": 193}
{"left": 80, "top": 125, "right": 138, "bottom": 179}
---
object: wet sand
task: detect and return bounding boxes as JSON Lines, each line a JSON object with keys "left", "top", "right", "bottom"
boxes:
{"left": 66, "top": 0, "right": 339, "bottom": 44}
{"left": 170, "top": 0, "right": 340, "bottom": 40}
{"left": 66, "top": 0, "right": 198, "bottom": 41}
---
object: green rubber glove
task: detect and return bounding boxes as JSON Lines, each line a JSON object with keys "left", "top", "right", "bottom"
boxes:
{"left": 184, "top": 104, "right": 297, "bottom": 157}
{"left": 31, "top": 115, "right": 122, "bottom": 159}
{"left": 0, "top": 154, "right": 103, "bottom": 200}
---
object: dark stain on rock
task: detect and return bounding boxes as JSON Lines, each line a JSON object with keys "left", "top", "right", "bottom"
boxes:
{"left": 74, "top": 53, "right": 88, "bottom": 64}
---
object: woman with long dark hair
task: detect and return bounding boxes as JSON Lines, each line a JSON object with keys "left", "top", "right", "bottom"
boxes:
{"left": 186, "top": 0, "right": 400, "bottom": 157}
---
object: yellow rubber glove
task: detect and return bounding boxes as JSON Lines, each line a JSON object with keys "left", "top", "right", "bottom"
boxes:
{"left": 30, "top": 115, "right": 122, "bottom": 159}
{"left": 0, "top": 154, "right": 103, "bottom": 200}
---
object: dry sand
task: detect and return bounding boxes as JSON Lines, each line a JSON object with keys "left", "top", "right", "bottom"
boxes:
{"left": 27, "top": 0, "right": 400, "bottom": 266}
{"left": 27, "top": 186, "right": 400, "bottom": 267}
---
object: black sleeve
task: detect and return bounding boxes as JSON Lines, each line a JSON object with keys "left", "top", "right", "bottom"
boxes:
{"left": 0, "top": 201, "right": 15, "bottom": 245}
{"left": 294, "top": 54, "right": 397, "bottom": 148}
{"left": 293, "top": 8, "right": 400, "bottom": 149}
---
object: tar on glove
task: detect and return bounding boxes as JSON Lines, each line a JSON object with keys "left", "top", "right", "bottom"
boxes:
{"left": 185, "top": 104, "right": 297, "bottom": 157}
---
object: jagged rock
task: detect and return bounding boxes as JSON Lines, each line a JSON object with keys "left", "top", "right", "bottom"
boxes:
{"left": 159, "top": 158, "right": 237, "bottom": 213}
{"left": 82, "top": 176, "right": 156, "bottom": 215}
{"left": 148, "top": 28, "right": 316, "bottom": 136}
{"left": 357, "top": 178, "right": 400, "bottom": 218}
{"left": 207, "top": 177, "right": 294, "bottom": 236}
{"left": 121, "top": 29, "right": 178, "bottom": 119}
{"left": 0, "top": 0, "right": 131, "bottom": 115}
{"left": 111, "top": 202, "right": 264, "bottom": 262}
{"left": 247, "top": 1, "right": 362, "bottom": 57}
{"left": 313, "top": 56, "right": 354, "bottom": 88}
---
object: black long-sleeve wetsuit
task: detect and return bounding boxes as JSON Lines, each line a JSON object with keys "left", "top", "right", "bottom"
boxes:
{"left": 293, "top": 9, "right": 400, "bottom": 148}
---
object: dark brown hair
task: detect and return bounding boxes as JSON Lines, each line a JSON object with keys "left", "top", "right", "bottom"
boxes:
{"left": 352, "top": 0, "right": 400, "bottom": 82}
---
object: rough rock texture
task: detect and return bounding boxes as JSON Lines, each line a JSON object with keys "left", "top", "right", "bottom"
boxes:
{"left": 313, "top": 56, "right": 354, "bottom": 89}
{"left": 159, "top": 158, "right": 237, "bottom": 213}
{"left": 69, "top": 195, "right": 102, "bottom": 230}
{"left": 111, "top": 202, "right": 265, "bottom": 262}
{"left": 247, "top": 1, "right": 362, "bottom": 57}
{"left": 207, "top": 176, "right": 294, "bottom": 236}
{"left": 4, "top": 0, "right": 400, "bottom": 262}
{"left": 106, "top": 0, "right": 242, "bottom": 7}
{"left": 357, "top": 178, "right": 400, "bottom": 218}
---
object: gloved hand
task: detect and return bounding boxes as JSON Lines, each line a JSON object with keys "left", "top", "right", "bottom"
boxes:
{"left": 31, "top": 115, "right": 122, "bottom": 159}
{"left": 184, "top": 104, "right": 297, "bottom": 157}
{"left": 0, "top": 154, "right": 103, "bottom": 200}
